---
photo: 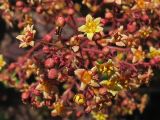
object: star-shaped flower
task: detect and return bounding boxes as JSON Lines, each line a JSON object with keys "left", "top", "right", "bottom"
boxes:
{"left": 78, "top": 14, "right": 103, "bottom": 40}
{"left": 131, "top": 46, "right": 145, "bottom": 63}
{"left": 16, "top": 25, "right": 36, "bottom": 48}
{"left": 147, "top": 46, "right": 160, "bottom": 58}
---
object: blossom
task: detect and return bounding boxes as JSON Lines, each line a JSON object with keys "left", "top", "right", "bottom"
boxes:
{"left": 100, "top": 72, "right": 122, "bottom": 96}
{"left": 16, "top": 25, "right": 36, "bottom": 48}
{"left": 107, "top": 26, "right": 129, "bottom": 47}
{"left": 95, "top": 59, "right": 116, "bottom": 75}
{"left": 91, "top": 112, "right": 108, "bottom": 120}
{"left": 73, "top": 93, "right": 85, "bottom": 105}
{"left": 74, "top": 69, "right": 99, "bottom": 90}
{"left": 0, "top": 54, "right": 6, "bottom": 70}
{"left": 139, "top": 26, "right": 152, "bottom": 38}
{"left": 131, "top": 46, "right": 145, "bottom": 63}
{"left": 78, "top": 14, "right": 103, "bottom": 40}
{"left": 51, "top": 100, "right": 64, "bottom": 116}
{"left": 147, "top": 46, "right": 160, "bottom": 58}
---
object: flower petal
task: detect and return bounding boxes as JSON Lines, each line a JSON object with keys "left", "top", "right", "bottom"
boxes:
{"left": 74, "top": 69, "right": 85, "bottom": 79}
{"left": 87, "top": 33, "right": 94, "bottom": 40}
{"left": 16, "top": 35, "right": 24, "bottom": 41}
{"left": 19, "top": 42, "right": 27, "bottom": 48}
{"left": 94, "top": 17, "right": 101, "bottom": 25}
{"left": 29, "top": 41, "right": 34, "bottom": 47}
{"left": 131, "top": 48, "right": 136, "bottom": 53}
{"left": 86, "top": 14, "right": 93, "bottom": 23}
{"left": 116, "top": 41, "right": 126, "bottom": 47}
{"left": 78, "top": 25, "right": 86, "bottom": 32}
{"left": 96, "top": 26, "right": 103, "bottom": 32}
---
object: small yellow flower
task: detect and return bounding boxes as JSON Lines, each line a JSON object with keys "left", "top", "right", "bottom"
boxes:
{"left": 100, "top": 75, "right": 123, "bottom": 96}
{"left": 51, "top": 100, "right": 64, "bottom": 116}
{"left": 148, "top": 46, "right": 160, "bottom": 58}
{"left": 73, "top": 93, "right": 85, "bottom": 105}
{"left": 0, "top": 54, "right": 6, "bottom": 70}
{"left": 139, "top": 26, "right": 152, "bottom": 38}
{"left": 96, "top": 59, "right": 115, "bottom": 75}
{"left": 74, "top": 69, "right": 99, "bottom": 90}
{"left": 92, "top": 112, "right": 108, "bottom": 120}
{"left": 78, "top": 14, "right": 103, "bottom": 40}
{"left": 131, "top": 46, "right": 145, "bottom": 63}
{"left": 74, "top": 69, "right": 92, "bottom": 84}
{"left": 16, "top": 24, "right": 36, "bottom": 48}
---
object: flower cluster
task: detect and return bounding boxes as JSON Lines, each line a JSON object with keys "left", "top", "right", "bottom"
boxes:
{"left": 0, "top": 0, "right": 160, "bottom": 120}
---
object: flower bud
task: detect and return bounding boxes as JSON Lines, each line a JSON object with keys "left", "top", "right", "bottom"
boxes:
{"left": 105, "top": 11, "right": 113, "bottom": 19}
{"left": 127, "top": 22, "right": 136, "bottom": 33}
{"left": 8, "top": 63, "right": 16, "bottom": 71}
{"left": 53, "top": 56, "right": 60, "bottom": 64}
{"left": 48, "top": 68, "right": 58, "bottom": 79}
{"left": 42, "top": 46, "right": 50, "bottom": 53}
{"left": 67, "top": 8, "right": 75, "bottom": 15}
{"left": 141, "top": 15, "right": 149, "bottom": 22}
{"left": 21, "top": 91, "right": 30, "bottom": 101}
{"left": 22, "top": 7, "right": 30, "bottom": 13}
{"left": 18, "top": 21, "right": 24, "bottom": 29}
{"left": 16, "top": 1, "right": 24, "bottom": 8}
{"left": 43, "top": 34, "right": 52, "bottom": 42}
{"left": 44, "top": 58, "right": 54, "bottom": 68}
{"left": 36, "top": 5, "right": 43, "bottom": 14}
{"left": 102, "top": 47, "right": 109, "bottom": 54}
{"left": 56, "top": 16, "right": 65, "bottom": 27}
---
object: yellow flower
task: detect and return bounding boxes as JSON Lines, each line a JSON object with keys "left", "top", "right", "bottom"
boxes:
{"left": 74, "top": 69, "right": 99, "bottom": 90}
{"left": 100, "top": 75, "right": 123, "bottom": 96}
{"left": 78, "top": 14, "right": 103, "bottom": 40}
{"left": 96, "top": 59, "right": 115, "bottom": 75}
{"left": 16, "top": 24, "right": 36, "bottom": 48}
{"left": 73, "top": 93, "right": 85, "bottom": 105}
{"left": 92, "top": 112, "right": 108, "bottom": 120}
{"left": 0, "top": 54, "right": 6, "bottom": 70}
{"left": 74, "top": 69, "right": 92, "bottom": 84}
{"left": 148, "top": 46, "right": 160, "bottom": 58}
{"left": 139, "top": 26, "right": 152, "bottom": 38}
{"left": 51, "top": 100, "right": 64, "bottom": 116}
{"left": 131, "top": 46, "right": 145, "bottom": 63}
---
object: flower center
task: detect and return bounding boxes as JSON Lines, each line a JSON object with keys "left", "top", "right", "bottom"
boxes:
{"left": 81, "top": 71, "right": 92, "bottom": 84}
{"left": 86, "top": 21, "right": 97, "bottom": 33}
